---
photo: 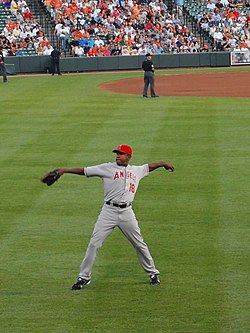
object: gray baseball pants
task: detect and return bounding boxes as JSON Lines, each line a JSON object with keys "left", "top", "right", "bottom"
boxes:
{"left": 143, "top": 71, "right": 156, "bottom": 97}
{"left": 79, "top": 204, "right": 159, "bottom": 279}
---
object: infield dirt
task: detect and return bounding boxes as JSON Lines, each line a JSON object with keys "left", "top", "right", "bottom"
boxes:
{"left": 99, "top": 71, "right": 250, "bottom": 98}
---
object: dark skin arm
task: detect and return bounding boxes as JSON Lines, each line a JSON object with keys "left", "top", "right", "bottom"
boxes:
{"left": 57, "top": 168, "right": 85, "bottom": 176}
{"left": 57, "top": 161, "right": 174, "bottom": 176}
{"left": 148, "top": 161, "right": 174, "bottom": 172}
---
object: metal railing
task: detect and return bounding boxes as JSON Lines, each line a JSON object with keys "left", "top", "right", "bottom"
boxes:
{"left": 25, "top": 0, "right": 56, "bottom": 47}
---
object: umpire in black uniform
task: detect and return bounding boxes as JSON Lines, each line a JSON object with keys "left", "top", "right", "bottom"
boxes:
{"left": 142, "top": 53, "right": 159, "bottom": 98}
{"left": 50, "top": 47, "right": 62, "bottom": 76}
{"left": 0, "top": 46, "right": 8, "bottom": 83}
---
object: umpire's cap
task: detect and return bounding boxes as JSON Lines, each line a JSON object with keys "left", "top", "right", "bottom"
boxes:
{"left": 113, "top": 144, "right": 132, "bottom": 156}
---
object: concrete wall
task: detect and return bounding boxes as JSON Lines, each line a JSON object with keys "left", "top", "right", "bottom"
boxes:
{"left": 5, "top": 52, "right": 231, "bottom": 74}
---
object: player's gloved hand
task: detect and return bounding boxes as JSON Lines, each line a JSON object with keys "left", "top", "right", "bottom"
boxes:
{"left": 41, "top": 169, "right": 61, "bottom": 186}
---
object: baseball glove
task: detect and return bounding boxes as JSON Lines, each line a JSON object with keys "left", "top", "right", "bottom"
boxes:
{"left": 41, "top": 169, "right": 61, "bottom": 186}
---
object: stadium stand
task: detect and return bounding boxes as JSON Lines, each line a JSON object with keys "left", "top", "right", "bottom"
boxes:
{"left": 0, "top": 0, "right": 48, "bottom": 56}
{"left": 0, "top": 0, "right": 249, "bottom": 57}
{"left": 183, "top": 0, "right": 250, "bottom": 52}
{"left": 41, "top": 0, "right": 211, "bottom": 56}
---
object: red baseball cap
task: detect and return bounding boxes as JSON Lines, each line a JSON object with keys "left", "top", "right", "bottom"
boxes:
{"left": 113, "top": 144, "right": 133, "bottom": 156}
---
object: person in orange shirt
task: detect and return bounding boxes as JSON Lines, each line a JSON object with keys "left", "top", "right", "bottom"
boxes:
{"left": 90, "top": 45, "right": 98, "bottom": 56}
{"left": 69, "top": 1, "right": 79, "bottom": 13}
{"left": 99, "top": 44, "right": 107, "bottom": 54}
{"left": 83, "top": 4, "right": 92, "bottom": 15}
{"left": 62, "top": 6, "right": 71, "bottom": 17}
{"left": 227, "top": 8, "right": 240, "bottom": 20}
{"left": 126, "top": 35, "right": 135, "bottom": 46}
{"left": 6, "top": 19, "right": 16, "bottom": 31}
{"left": 86, "top": 48, "right": 95, "bottom": 57}
{"left": 40, "top": 36, "right": 50, "bottom": 48}
{"left": 73, "top": 29, "right": 83, "bottom": 40}
{"left": 79, "top": 26, "right": 90, "bottom": 39}
{"left": 179, "top": 24, "right": 189, "bottom": 35}
{"left": 51, "top": 0, "right": 62, "bottom": 9}
{"left": 114, "top": 34, "right": 123, "bottom": 44}
{"left": 232, "top": 8, "right": 240, "bottom": 20}
{"left": 44, "top": 0, "right": 51, "bottom": 6}
{"left": 130, "top": 5, "right": 140, "bottom": 20}
{"left": 19, "top": 38, "right": 27, "bottom": 48}
{"left": 131, "top": 3, "right": 140, "bottom": 16}
{"left": 224, "top": 6, "right": 230, "bottom": 18}
{"left": 240, "top": 40, "right": 249, "bottom": 50}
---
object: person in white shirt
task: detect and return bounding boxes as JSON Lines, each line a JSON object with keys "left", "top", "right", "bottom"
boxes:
{"left": 59, "top": 25, "right": 69, "bottom": 51}
{"left": 7, "top": 32, "right": 16, "bottom": 44}
{"left": 206, "top": 0, "right": 216, "bottom": 11}
{"left": 74, "top": 44, "right": 85, "bottom": 57}
{"left": 19, "top": 28, "right": 28, "bottom": 39}
{"left": 43, "top": 44, "right": 54, "bottom": 55}
{"left": 94, "top": 35, "right": 105, "bottom": 48}
{"left": 122, "top": 45, "right": 130, "bottom": 55}
{"left": 213, "top": 27, "right": 224, "bottom": 50}
{"left": 149, "top": 0, "right": 159, "bottom": 11}
{"left": 220, "top": 0, "right": 229, "bottom": 5}
{"left": 33, "top": 38, "right": 40, "bottom": 52}
{"left": 54, "top": 22, "right": 63, "bottom": 37}
{"left": 233, "top": 44, "right": 241, "bottom": 51}
{"left": 13, "top": 24, "right": 21, "bottom": 38}
{"left": 17, "top": 0, "right": 27, "bottom": 6}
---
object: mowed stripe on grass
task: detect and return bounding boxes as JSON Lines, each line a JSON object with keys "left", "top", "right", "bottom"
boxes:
{"left": 0, "top": 70, "right": 249, "bottom": 333}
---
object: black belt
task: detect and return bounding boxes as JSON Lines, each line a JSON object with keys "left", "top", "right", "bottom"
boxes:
{"left": 105, "top": 201, "right": 131, "bottom": 209}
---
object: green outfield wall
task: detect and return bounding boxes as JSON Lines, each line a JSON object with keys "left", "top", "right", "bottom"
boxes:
{"left": 5, "top": 52, "right": 231, "bottom": 74}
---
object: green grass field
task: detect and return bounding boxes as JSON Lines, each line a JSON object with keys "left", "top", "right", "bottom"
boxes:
{"left": 1, "top": 67, "right": 250, "bottom": 333}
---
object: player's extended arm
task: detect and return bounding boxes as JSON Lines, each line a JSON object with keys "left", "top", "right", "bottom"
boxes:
{"left": 58, "top": 168, "right": 85, "bottom": 176}
{"left": 148, "top": 162, "right": 174, "bottom": 173}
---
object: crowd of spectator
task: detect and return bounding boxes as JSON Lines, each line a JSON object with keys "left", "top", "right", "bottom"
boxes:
{"left": 1, "top": 0, "right": 250, "bottom": 57}
{"left": 43, "top": 0, "right": 213, "bottom": 56}
{"left": 43, "top": 0, "right": 250, "bottom": 56}
{"left": 0, "top": 0, "right": 53, "bottom": 56}
{"left": 196, "top": 0, "right": 250, "bottom": 51}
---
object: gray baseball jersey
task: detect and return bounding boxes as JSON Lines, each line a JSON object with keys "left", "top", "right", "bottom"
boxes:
{"left": 85, "top": 162, "right": 149, "bottom": 204}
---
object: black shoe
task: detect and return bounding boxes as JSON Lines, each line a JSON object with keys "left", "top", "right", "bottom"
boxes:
{"left": 151, "top": 95, "right": 159, "bottom": 98}
{"left": 150, "top": 274, "right": 160, "bottom": 285}
{"left": 143, "top": 95, "right": 148, "bottom": 98}
{"left": 71, "top": 277, "right": 91, "bottom": 290}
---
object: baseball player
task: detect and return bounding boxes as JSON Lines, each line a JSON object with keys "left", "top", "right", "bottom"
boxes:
{"left": 45, "top": 144, "right": 174, "bottom": 289}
